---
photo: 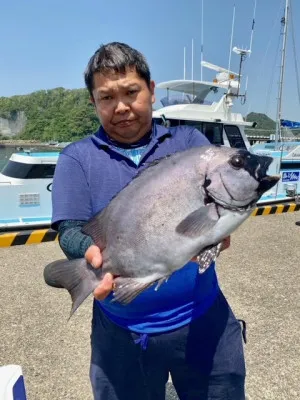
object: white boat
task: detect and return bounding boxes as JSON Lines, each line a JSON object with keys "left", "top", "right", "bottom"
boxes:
{"left": 251, "top": 0, "right": 300, "bottom": 204}
{"left": 153, "top": 62, "right": 253, "bottom": 151}
{"left": 0, "top": 150, "right": 59, "bottom": 230}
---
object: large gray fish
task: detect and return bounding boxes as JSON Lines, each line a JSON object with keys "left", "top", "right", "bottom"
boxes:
{"left": 44, "top": 145, "right": 278, "bottom": 316}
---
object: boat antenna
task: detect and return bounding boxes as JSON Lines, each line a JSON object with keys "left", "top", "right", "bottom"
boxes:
{"left": 244, "top": 0, "right": 257, "bottom": 104}
{"left": 249, "top": 0, "right": 257, "bottom": 55}
{"left": 227, "top": 1, "right": 253, "bottom": 104}
{"left": 275, "top": 0, "right": 289, "bottom": 149}
{"left": 227, "top": 4, "right": 236, "bottom": 78}
{"left": 201, "top": 0, "right": 204, "bottom": 80}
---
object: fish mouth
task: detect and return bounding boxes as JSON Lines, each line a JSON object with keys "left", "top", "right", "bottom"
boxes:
{"left": 204, "top": 191, "right": 256, "bottom": 213}
{"left": 257, "top": 175, "right": 280, "bottom": 193}
{"left": 203, "top": 172, "right": 280, "bottom": 213}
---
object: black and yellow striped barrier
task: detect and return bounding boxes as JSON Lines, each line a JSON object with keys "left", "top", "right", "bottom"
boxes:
{"left": 251, "top": 202, "right": 300, "bottom": 216}
{"left": 0, "top": 228, "right": 58, "bottom": 248}
{"left": 0, "top": 202, "right": 300, "bottom": 247}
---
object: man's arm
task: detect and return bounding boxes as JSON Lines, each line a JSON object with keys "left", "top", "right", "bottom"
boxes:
{"left": 52, "top": 149, "right": 113, "bottom": 299}
{"left": 51, "top": 151, "right": 93, "bottom": 228}
{"left": 57, "top": 220, "right": 93, "bottom": 260}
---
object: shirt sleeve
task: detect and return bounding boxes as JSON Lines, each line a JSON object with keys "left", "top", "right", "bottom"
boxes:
{"left": 57, "top": 220, "right": 94, "bottom": 259}
{"left": 51, "top": 150, "right": 92, "bottom": 229}
{"left": 186, "top": 127, "right": 210, "bottom": 148}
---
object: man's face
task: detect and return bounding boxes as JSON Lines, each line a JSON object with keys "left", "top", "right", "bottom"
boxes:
{"left": 91, "top": 68, "right": 155, "bottom": 144}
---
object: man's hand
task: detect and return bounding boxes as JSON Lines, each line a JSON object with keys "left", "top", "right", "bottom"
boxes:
{"left": 220, "top": 236, "right": 231, "bottom": 252}
{"left": 85, "top": 245, "right": 114, "bottom": 300}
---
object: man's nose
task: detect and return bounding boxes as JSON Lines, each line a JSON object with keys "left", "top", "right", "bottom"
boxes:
{"left": 115, "top": 99, "right": 130, "bottom": 113}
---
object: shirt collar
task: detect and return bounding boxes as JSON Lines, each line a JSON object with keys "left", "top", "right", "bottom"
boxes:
{"left": 92, "top": 121, "right": 172, "bottom": 149}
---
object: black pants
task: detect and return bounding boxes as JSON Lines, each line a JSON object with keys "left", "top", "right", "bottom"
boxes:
{"left": 90, "top": 291, "right": 246, "bottom": 400}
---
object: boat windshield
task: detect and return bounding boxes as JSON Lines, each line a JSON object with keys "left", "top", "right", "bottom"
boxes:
{"left": 160, "top": 94, "right": 213, "bottom": 107}
{"left": 1, "top": 161, "right": 55, "bottom": 179}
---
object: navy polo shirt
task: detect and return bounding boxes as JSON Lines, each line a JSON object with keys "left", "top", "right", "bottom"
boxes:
{"left": 52, "top": 122, "right": 220, "bottom": 333}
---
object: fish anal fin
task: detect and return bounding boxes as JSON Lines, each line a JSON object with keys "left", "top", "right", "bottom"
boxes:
{"left": 176, "top": 204, "right": 218, "bottom": 238}
{"left": 112, "top": 274, "right": 167, "bottom": 305}
{"left": 196, "top": 242, "right": 222, "bottom": 274}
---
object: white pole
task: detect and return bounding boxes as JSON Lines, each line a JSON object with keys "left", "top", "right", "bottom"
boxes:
{"left": 249, "top": 0, "right": 257, "bottom": 55}
{"left": 227, "top": 5, "right": 236, "bottom": 74}
{"left": 201, "top": 0, "right": 204, "bottom": 80}
{"left": 275, "top": 0, "right": 289, "bottom": 148}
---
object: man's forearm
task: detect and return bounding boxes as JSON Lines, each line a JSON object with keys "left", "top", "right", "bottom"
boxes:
{"left": 57, "top": 220, "right": 94, "bottom": 260}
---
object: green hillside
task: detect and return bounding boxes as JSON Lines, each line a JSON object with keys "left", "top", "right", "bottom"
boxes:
{"left": 246, "top": 112, "right": 300, "bottom": 136}
{"left": 246, "top": 112, "right": 276, "bottom": 133}
{"left": 0, "top": 87, "right": 99, "bottom": 141}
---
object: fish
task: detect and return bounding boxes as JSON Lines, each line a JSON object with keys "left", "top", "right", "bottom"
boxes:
{"left": 44, "top": 145, "right": 279, "bottom": 317}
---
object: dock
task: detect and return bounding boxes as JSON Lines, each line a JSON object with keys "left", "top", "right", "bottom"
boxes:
{"left": 0, "top": 212, "right": 299, "bottom": 399}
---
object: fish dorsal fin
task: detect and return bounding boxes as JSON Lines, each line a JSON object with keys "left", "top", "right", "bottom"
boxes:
{"left": 175, "top": 204, "right": 219, "bottom": 238}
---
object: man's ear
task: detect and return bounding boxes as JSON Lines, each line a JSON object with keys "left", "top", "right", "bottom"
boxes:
{"left": 90, "top": 96, "right": 95, "bottom": 106}
{"left": 150, "top": 80, "right": 155, "bottom": 104}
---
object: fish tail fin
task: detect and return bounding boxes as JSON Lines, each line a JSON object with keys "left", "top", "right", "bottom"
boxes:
{"left": 43, "top": 258, "right": 102, "bottom": 317}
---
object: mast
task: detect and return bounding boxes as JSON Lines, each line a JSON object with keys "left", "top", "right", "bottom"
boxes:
{"left": 275, "top": 0, "right": 289, "bottom": 148}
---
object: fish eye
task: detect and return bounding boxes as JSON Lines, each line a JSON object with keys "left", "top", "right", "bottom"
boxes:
{"left": 230, "top": 154, "right": 245, "bottom": 169}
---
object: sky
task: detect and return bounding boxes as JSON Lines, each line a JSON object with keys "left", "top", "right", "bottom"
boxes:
{"left": 0, "top": 0, "right": 299, "bottom": 121}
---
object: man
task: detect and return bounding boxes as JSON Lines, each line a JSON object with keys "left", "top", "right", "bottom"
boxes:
{"left": 51, "top": 42, "right": 245, "bottom": 400}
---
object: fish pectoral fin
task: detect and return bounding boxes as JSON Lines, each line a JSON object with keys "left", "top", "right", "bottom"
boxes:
{"left": 196, "top": 242, "right": 223, "bottom": 274}
{"left": 43, "top": 258, "right": 101, "bottom": 318}
{"left": 112, "top": 275, "right": 166, "bottom": 305}
{"left": 175, "top": 204, "right": 218, "bottom": 238}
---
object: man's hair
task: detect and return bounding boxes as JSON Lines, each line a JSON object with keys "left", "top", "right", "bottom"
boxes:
{"left": 84, "top": 42, "right": 151, "bottom": 97}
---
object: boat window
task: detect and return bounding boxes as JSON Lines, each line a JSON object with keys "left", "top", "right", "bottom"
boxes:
{"left": 1, "top": 161, "right": 56, "bottom": 179}
{"left": 153, "top": 118, "right": 224, "bottom": 145}
{"left": 280, "top": 162, "right": 300, "bottom": 170}
{"left": 201, "top": 123, "right": 224, "bottom": 145}
{"left": 224, "top": 125, "right": 247, "bottom": 149}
